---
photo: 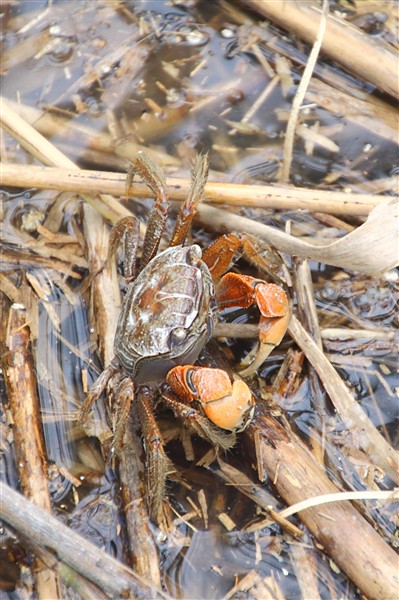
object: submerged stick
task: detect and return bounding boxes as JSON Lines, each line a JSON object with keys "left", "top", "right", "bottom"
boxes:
{"left": 2, "top": 304, "right": 61, "bottom": 600}
{"left": 243, "top": 409, "right": 399, "bottom": 600}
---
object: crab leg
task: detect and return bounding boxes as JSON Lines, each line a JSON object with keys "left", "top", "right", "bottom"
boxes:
{"left": 216, "top": 273, "right": 290, "bottom": 376}
{"left": 202, "top": 231, "right": 289, "bottom": 285}
{"left": 78, "top": 358, "right": 120, "bottom": 425}
{"left": 107, "top": 216, "right": 140, "bottom": 283}
{"left": 170, "top": 154, "right": 209, "bottom": 246}
{"left": 126, "top": 153, "right": 169, "bottom": 269}
{"left": 136, "top": 386, "right": 174, "bottom": 522}
{"left": 202, "top": 232, "right": 290, "bottom": 375}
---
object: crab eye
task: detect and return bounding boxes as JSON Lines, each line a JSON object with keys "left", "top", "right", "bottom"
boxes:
{"left": 170, "top": 327, "right": 188, "bottom": 347}
{"left": 188, "top": 245, "right": 202, "bottom": 264}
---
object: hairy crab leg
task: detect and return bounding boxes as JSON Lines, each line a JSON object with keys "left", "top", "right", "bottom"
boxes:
{"left": 126, "top": 153, "right": 169, "bottom": 269}
{"left": 107, "top": 216, "right": 140, "bottom": 283}
{"left": 202, "top": 231, "right": 290, "bottom": 285}
{"left": 160, "top": 383, "right": 236, "bottom": 450}
{"left": 217, "top": 273, "right": 290, "bottom": 376}
{"left": 136, "top": 386, "right": 174, "bottom": 523}
{"left": 78, "top": 358, "right": 120, "bottom": 425}
{"left": 109, "top": 376, "right": 135, "bottom": 450}
{"left": 170, "top": 154, "right": 209, "bottom": 246}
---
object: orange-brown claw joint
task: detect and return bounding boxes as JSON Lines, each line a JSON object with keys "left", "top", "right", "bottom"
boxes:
{"left": 166, "top": 366, "right": 255, "bottom": 432}
{"left": 217, "top": 273, "right": 290, "bottom": 376}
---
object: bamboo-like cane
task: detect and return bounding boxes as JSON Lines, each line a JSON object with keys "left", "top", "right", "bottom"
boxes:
{"left": 0, "top": 161, "right": 388, "bottom": 216}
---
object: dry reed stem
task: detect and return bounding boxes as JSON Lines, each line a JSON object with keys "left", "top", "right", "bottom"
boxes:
{"left": 83, "top": 207, "right": 120, "bottom": 367}
{"left": 216, "top": 459, "right": 303, "bottom": 538}
{"left": 240, "top": 0, "right": 399, "bottom": 99}
{"left": 290, "top": 542, "right": 321, "bottom": 600}
{"left": 2, "top": 305, "right": 61, "bottom": 599}
{"left": 293, "top": 259, "right": 323, "bottom": 350}
{"left": 277, "top": 489, "right": 399, "bottom": 521}
{"left": 0, "top": 483, "right": 167, "bottom": 600}
{"left": 321, "top": 328, "right": 397, "bottom": 341}
{"left": 291, "top": 258, "right": 327, "bottom": 436}
{"left": 1, "top": 248, "right": 83, "bottom": 278}
{"left": 1, "top": 161, "right": 391, "bottom": 217}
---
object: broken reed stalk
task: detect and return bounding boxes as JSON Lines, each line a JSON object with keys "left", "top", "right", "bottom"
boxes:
{"left": 243, "top": 408, "right": 399, "bottom": 600}
{"left": 240, "top": 0, "right": 399, "bottom": 99}
{"left": 0, "top": 483, "right": 167, "bottom": 600}
{"left": 1, "top": 249, "right": 83, "bottom": 279}
{"left": 2, "top": 305, "right": 61, "bottom": 599}
{"left": 292, "top": 258, "right": 328, "bottom": 421}
{"left": 82, "top": 207, "right": 120, "bottom": 367}
{"left": 293, "top": 259, "right": 323, "bottom": 349}
{"left": 1, "top": 98, "right": 161, "bottom": 582}
{"left": 1, "top": 161, "right": 391, "bottom": 217}
{"left": 215, "top": 459, "right": 303, "bottom": 538}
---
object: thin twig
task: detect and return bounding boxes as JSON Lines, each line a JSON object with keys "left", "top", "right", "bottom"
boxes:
{"left": 281, "top": 0, "right": 329, "bottom": 182}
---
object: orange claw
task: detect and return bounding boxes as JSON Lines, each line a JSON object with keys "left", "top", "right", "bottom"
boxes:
{"left": 166, "top": 366, "right": 255, "bottom": 432}
{"left": 216, "top": 273, "right": 290, "bottom": 376}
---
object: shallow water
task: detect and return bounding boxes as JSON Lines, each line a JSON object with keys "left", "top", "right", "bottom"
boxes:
{"left": 1, "top": 1, "right": 398, "bottom": 598}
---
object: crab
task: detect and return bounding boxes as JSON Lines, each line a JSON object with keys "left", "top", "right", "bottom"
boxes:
{"left": 79, "top": 153, "right": 289, "bottom": 522}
